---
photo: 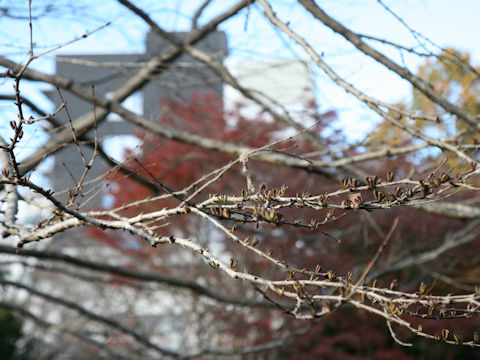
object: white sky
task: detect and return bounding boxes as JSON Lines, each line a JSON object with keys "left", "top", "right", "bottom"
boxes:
{"left": 1, "top": 0, "right": 480, "bottom": 146}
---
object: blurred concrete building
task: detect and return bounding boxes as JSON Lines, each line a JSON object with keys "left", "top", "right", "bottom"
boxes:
{"left": 45, "top": 31, "right": 227, "bottom": 207}
{"left": 234, "top": 59, "right": 314, "bottom": 107}
{"left": 45, "top": 31, "right": 314, "bottom": 208}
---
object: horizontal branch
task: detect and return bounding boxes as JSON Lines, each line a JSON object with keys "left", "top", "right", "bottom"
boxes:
{"left": 0, "top": 279, "right": 181, "bottom": 358}
{"left": 0, "top": 245, "right": 272, "bottom": 308}
{"left": 0, "top": 56, "right": 340, "bottom": 180}
{"left": 0, "top": 301, "right": 133, "bottom": 359}
{"left": 412, "top": 201, "right": 480, "bottom": 219}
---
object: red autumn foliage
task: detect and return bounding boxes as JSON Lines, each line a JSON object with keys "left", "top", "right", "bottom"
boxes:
{"left": 90, "top": 92, "right": 480, "bottom": 359}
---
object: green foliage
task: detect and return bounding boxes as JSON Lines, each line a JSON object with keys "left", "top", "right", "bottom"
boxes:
{"left": 0, "top": 308, "right": 34, "bottom": 360}
{"left": 0, "top": 308, "right": 23, "bottom": 359}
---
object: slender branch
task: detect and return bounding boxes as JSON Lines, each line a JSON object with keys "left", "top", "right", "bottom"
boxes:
{"left": 0, "top": 280, "right": 182, "bottom": 358}
{"left": 0, "top": 245, "right": 272, "bottom": 308}
{"left": 0, "top": 0, "right": 252, "bottom": 174}
{"left": 0, "top": 301, "right": 134, "bottom": 359}
{"left": 191, "top": 0, "right": 212, "bottom": 29}
{"left": 297, "top": 0, "right": 479, "bottom": 129}
{"left": 258, "top": 0, "right": 478, "bottom": 165}
{"left": 117, "top": 0, "right": 367, "bottom": 180}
